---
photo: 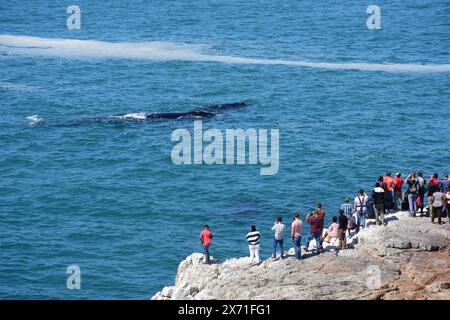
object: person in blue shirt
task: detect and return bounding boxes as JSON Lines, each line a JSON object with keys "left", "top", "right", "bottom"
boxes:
{"left": 441, "top": 174, "right": 450, "bottom": 192}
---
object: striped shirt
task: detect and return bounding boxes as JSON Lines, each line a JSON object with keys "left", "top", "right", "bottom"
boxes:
{"left": 340, "top": 203, "right": 353, "bottom": 217}
{"left": 246, "top": 231, "right": 261, "bottom": 245}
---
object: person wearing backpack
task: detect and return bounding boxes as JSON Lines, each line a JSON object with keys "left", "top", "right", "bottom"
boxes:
{"left": 417, "top": 172, "right": 427, "bottom": 216}
{"left": 406, "top": 172, "right": 419, "bottom": 217}
{"left": 353, "top": 189, "right": 369, "bottom": 232}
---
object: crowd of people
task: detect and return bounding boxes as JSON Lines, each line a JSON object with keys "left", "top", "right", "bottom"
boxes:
{"left": 199, "top": 171, "right": 450, "bottom": 265}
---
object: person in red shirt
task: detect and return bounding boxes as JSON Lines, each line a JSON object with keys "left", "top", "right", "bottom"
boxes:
{"left": 393, "top": 172, "right": 404, "bottom": 211}
{"left": 383, "top": 170, "right": 395, "bottom": 212}
{"left": 428, "top": 173, "right": 441, "bottom": 190}
{"left": 200, "top": 225, "right": 213, "bottom": 264}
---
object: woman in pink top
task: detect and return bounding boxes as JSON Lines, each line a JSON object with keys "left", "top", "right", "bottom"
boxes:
{"left": 321, "top": 216, "right": 340, "bottom": 247}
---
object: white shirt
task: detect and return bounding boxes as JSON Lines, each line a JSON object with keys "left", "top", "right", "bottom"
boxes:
{"left": 271, "top": 223, "right": 285, "bottom": 240}
{"left": 354, "top": 194, "right": 369, "bottom": 213}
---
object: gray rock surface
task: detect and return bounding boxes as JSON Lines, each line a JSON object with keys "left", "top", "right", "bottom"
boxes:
{"left": 152, "top": 212, "right": 450, "bottom": 300}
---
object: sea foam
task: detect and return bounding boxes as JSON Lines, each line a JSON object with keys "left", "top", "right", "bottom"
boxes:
{"left": 1, "top": 35, "right": 450, "bottom": 73}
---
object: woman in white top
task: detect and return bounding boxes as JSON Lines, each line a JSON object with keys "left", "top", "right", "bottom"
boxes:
{"left": 431, "top": 189, "right": 446, "bottom": 225}
{"left": 246, "top": 225, "right": 261, "bottom": 265}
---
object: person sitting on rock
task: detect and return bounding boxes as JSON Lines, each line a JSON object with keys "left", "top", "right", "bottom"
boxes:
{"left": 271, "top": 216, "right": 285, "bottom": 259}
{"left": 321, "top": 216, "right": 340, "bottom": 250}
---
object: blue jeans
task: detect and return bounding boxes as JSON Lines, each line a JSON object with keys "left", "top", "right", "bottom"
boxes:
{"left": 408, "top": 193, "right": 417, "bottom": 216}
{"left": 356, "top": 212, "right": 365, "bottom": 231}
{"left": 386, "top": 190, "right": 393, "bottom": 211}
{"left": 394, "top": 191, "right": 402, "bottom": 210}
{"left": 273, "top": 238, "right": 284, "bottom": 258}
{"left": 308, "top": 233, "right": 321, "bottom": 251}
{"left": 292, "top": 236, "right": 302, "bottom": 260}
{"left": 203, "top": 245, "right": 210, "bottom": 264}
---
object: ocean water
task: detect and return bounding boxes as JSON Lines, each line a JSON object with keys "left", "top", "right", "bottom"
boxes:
{"left": 0, "top": 0, "right": 449, "bottom": 299}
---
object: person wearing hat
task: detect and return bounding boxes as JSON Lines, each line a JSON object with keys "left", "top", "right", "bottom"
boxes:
{"left": 393, "top": 172, "right": 404, "bottom": 211}
{"left": 340, "top": 197, "right": 353, "bottom": 219}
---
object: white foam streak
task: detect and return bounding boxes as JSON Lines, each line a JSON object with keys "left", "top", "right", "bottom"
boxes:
{"left": 1, "top": 35, "right": 450, "bottom": 73}
{"left": 26, "top": 115, "right": 43, "bottom": 126}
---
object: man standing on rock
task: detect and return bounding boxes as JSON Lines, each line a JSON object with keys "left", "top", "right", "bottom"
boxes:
{"left": 383, "top": 170, "right": 395, "bottom": 212}
{"left": 271, "top": 216, "right": 285, "bottom": 259}
{"left": 372, "top": 182, "right": 386, "bottom": 226}
{"left": 340, "top": 197, "right": 353, "bottom": 219}
{"left": 337, "top": 209, "right": 348, "bottom": 249}
{"left": 353, "top": 189, "right": 369, "bottom": 232}
{"left": 200, "top": 225, "right": 213, "bottom": 264}
{"left": 306, "top": 209, "right": 323, "bottom": 254}
{"left": 290, "top": 212, "right": 303, "bottom": 260}
{"left": 393, "top": 172, "right": 404, "bottom": 211}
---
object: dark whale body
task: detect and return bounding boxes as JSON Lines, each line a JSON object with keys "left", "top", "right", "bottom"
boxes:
{"left": 114, "top": 102, "right": 247, "bottom": 120}
{"left": 28, "top": 102, "right": 247, "bottom": 127}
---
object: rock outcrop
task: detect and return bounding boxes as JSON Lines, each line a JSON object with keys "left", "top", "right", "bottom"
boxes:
{"left": 152, "top": 212, "right": 450, "bottom": 300}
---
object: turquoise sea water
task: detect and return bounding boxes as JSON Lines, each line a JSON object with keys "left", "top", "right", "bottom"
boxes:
{"left": 1, "top": 0, "right": 449, "bottom": 299}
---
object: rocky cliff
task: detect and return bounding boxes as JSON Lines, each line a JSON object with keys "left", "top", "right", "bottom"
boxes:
{"left": 152, "top": 211, "right": 450, "bottom": 300}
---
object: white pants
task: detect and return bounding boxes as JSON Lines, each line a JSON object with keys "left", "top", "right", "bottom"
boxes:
{"left": 249, "top": 244, "right": 260, "bottom": 263}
